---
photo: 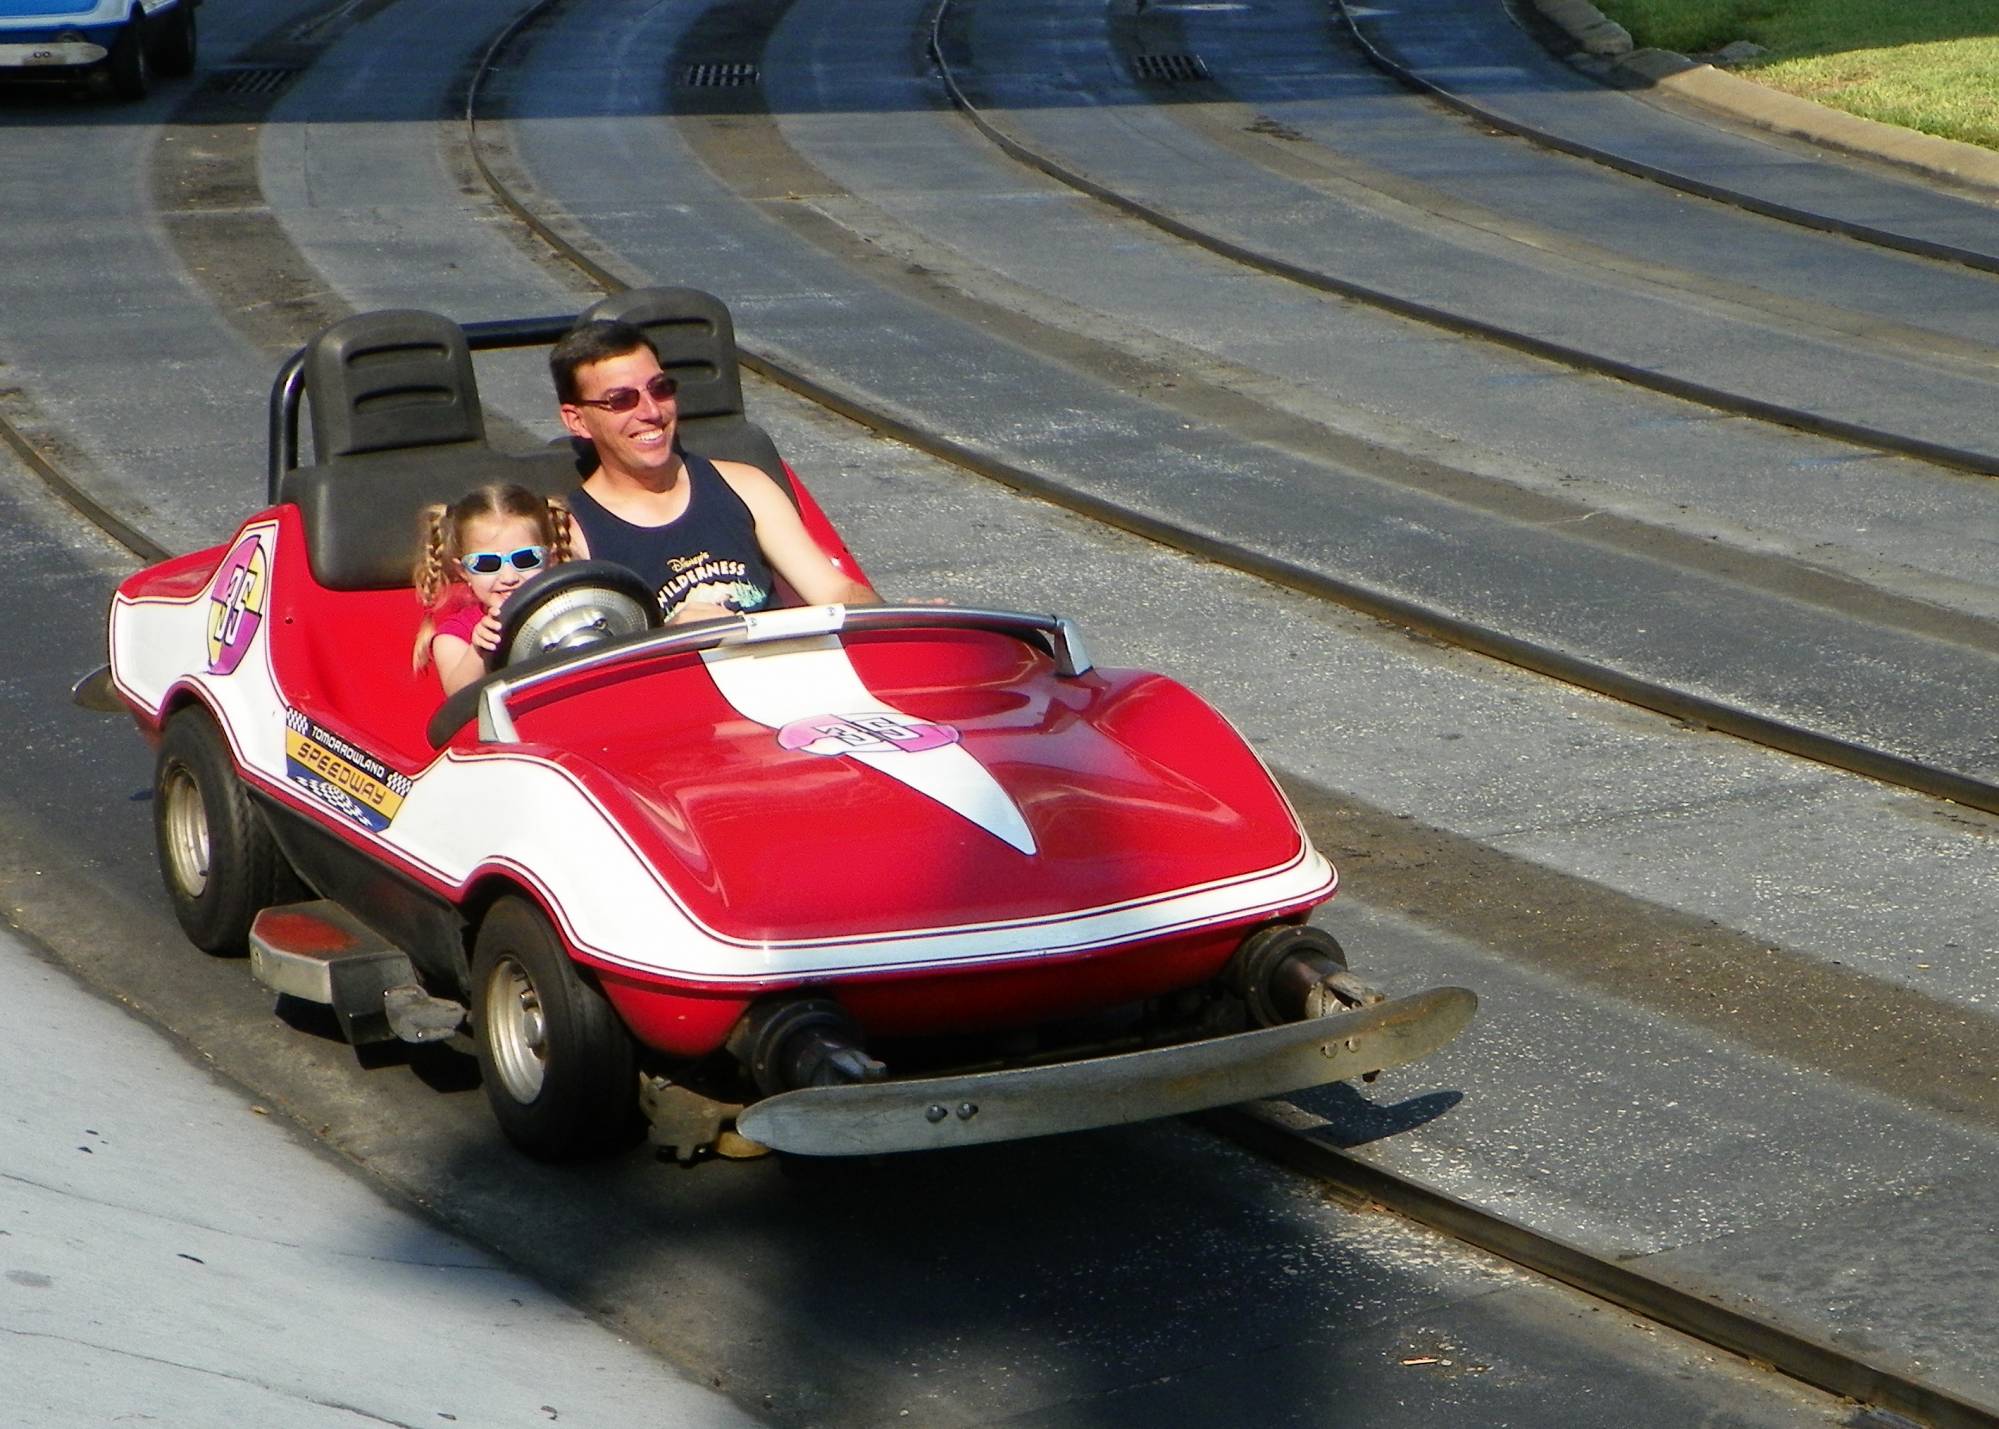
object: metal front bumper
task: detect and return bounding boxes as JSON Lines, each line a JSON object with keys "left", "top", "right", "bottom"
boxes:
{"left": 734, "top": 984, "right": 1476, "bottom": 1156}
{"left": 0, "top": 42, "right": 109, "bottom": 67}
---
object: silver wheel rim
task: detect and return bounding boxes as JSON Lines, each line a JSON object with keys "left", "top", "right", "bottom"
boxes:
{"left": 485, "top": 954, "right": 548, "bottom": 1103}
{"left": 160, "top": 764, "right": 210, "bottom": 898}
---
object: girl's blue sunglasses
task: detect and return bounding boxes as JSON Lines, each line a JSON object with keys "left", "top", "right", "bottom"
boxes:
{"left": 462, "top": 545, "right": 547, "bottom": 575}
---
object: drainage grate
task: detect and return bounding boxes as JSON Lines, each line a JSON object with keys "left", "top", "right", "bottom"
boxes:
{"left": 1132, "top": 52, "right": 1209, "bottom": 83}
{"left": 204, "top": 65, "right": 304, "bottom": 98}
{"left": 681, "top": 62, "right": 759, "bottom": 88}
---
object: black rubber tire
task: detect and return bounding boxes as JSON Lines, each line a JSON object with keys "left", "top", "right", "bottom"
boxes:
{"left": 153, "top": 707, "right": 294, "bottom": 954}
{"left": 107, "top": 12, "right": 149, "bottom": 100}
{"left": 150, "top": 3, "right": 195, "bottom": 77}
{"left": 471, "top": 896, "right": 638, "bottom": 1160}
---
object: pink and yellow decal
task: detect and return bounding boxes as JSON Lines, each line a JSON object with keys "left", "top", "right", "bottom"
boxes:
{"left": 204, "top": 533, "right": 269, "bottom": 675}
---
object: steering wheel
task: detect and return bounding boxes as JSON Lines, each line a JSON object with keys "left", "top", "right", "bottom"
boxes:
{"left": 488, "top": 561, "right": 661, "bottom": 670}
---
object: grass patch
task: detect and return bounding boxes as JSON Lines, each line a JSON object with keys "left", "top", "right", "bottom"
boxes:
{"left": 1587, "top": 0, "right": 1999, "bottom": 150}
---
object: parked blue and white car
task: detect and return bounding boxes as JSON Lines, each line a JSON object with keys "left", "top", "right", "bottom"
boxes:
{"left": 0, "top": 0, "right": 196, "bottom": 99}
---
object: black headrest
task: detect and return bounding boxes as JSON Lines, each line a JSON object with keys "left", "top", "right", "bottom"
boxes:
{"left": 284, "top": 296, "right": 796, "bottom": 590}
{"left": 581, "top": 287, "right": 745, "bottom": 422}
{"left": 306, "top": 310, "right": 486, "bottom": 460}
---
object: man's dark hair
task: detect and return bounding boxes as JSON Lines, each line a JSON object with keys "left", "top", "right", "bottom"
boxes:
{"left": 550, "top": 319, "right": 660, "bottom": 405}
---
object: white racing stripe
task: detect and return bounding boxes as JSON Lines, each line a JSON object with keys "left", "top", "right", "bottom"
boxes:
{"left": 700, "top": 635, "right": 1038, "bottom": 854}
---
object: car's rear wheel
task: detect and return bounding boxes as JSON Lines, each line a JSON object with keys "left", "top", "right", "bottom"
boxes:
{"left": 107, "top": 12, "right": 149, "bottom": 99}
{"left": 153, "top": 707, "right": 295, "bottom": 954}
{"left": 150, "top": 2, "right": 195, "bottom": 76}
{"left": 471, "top": 897, "right": 637, "bottom": 1159}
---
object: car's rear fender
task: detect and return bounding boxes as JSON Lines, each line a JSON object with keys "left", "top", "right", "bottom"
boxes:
{"left": 144, "top": 682, "right": 221, "bottom": 744}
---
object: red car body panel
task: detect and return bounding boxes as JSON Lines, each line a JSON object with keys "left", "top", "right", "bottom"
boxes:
{"left": 110, "top": 499, "right": 1337, "bottom": 1060}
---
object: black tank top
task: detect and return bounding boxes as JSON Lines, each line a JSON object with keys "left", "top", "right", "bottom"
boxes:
{"left": 568, "top": 450, "right": 774, "bottom": 618}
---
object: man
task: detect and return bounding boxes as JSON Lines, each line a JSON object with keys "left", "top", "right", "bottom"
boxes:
{"left": 551, "top": 319, "right": 878, "bottom": 623}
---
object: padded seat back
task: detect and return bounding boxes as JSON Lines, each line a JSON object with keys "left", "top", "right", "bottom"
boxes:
{"left": 289, "top": 310, "right": 583, "bottom": 591}
{"left": 284, "top": 296, "right": 796, "bottom": 592}
{"left": 280, "top": 447, "right": 582, "bottom": 591}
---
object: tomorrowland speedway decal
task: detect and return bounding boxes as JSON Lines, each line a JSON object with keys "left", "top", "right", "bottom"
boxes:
{"left": 282, "top": 708, "right": 412, "bottom": 832}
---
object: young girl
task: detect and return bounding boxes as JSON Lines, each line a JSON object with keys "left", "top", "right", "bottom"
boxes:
{"left": 412, "top": 484, "right": 574, "bottom": 695}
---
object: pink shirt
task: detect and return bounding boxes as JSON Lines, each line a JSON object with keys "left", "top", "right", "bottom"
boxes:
{"left": 427, "top": 588, "right": 487, "bottom": 656}
{"left": 434, "top": 597, "right": 483, "bottom": 645}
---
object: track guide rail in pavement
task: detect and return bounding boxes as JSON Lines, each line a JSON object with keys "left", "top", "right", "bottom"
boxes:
{"left": 926, "top": 1, "right": 1999, "bottom": 480}
{"left": 1213, "top": 1100, "right": 1999, "bottom": 1429}
{"left": 454, "top": 0, "right": 1999, "bottom": 820}
{"left": 1348, "top": 0, "right": 1999, "bottom": 277}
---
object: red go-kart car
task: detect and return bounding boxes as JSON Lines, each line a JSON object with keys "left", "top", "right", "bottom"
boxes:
{"left": 88, "top": 288, "right": 1475, "bottom": 1161}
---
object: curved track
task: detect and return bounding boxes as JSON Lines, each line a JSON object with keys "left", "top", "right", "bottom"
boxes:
{"left": 1357, "top": 0, "right": 1999, "bottom": 272}
{"left": 931, "top": 0, "right": 1999, "bottom": 469}
{"left": 917, "top": 0, "right": 1999, "bottom": 814}
{"left": 461, "top": 0, "right": 1999, "bottom": 816}
{"left": 460, "top": 21, "right": 1999, "bottom": 817}
{"left": 3, "top": 0, "right": 1997, "bottom": 1423}
{"left": 933, "top": 3, "right": 1999, "bottom": 474}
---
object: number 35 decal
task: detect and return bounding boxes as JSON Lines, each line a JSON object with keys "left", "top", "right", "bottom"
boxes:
{"left": 206, "top": 533, "right": 270, "bottom": 676}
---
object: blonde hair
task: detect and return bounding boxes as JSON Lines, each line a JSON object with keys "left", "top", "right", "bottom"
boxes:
{"left": 412, "top": 484, "right": 573, "bottom": 672}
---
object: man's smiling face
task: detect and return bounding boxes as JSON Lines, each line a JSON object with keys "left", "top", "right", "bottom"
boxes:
{"left": 560, "top": 346, "right": 680, "bottom": 484}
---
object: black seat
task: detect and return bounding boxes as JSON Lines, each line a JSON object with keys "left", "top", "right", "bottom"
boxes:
{"left": 282, "top": 310, "right": 576, "bottom": 591}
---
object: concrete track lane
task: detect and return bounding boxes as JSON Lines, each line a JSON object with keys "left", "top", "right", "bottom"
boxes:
{"left": 936, "top": 0, "right": 1999, "bottom": 471}
{"left": 498, "top": 0, "right": 1999, "bottom": 798}
{"left": 1339, "top": 0, "right": 1999, "bottom": 265}
{"left": 1118, "top": 0, "right": 1999, "bottom": 357}
{"left": 2, "top": 0, "right": 1995, "bottom": 1418}
{"left": 763, "top": 0, "right": 1998, "bottom": 617}
{"left": 0, "top": 0, "right": 307, "bottom": 551}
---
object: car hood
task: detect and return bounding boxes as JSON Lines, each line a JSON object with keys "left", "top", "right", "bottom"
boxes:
{"left": 516, "top": 631, "right": 1314, "bottom": 944}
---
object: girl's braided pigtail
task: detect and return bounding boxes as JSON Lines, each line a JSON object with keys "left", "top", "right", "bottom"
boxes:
{"left": 545, "top": 496, "right": 574, "bottom": 565}
{"left": 411, "top": 503, "right": 451, "bottom": 672}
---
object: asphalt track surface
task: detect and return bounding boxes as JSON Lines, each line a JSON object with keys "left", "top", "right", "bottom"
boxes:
{"left": 917, "top": 0, "right": 1999, "bottom": 805}
{"left": 2, "top": 0, "right": 1996, "bottom": 1423}
{"left": 0, "top": 394, "right": 1868, "bottom": 1427}
{"left": 1347, "top": 0, "right": 1999, "bottom": 267}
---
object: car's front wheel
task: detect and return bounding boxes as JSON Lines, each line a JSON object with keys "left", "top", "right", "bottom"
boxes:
{"left": 153, "top": 707, "right": 296, "bottom": 954}
{"left": 471, "top": 896, "right": 638, "bottom": 1159}
{"left": 150, "top": 2, "right": 195, "bottom": 77}
{"left": 107, "top": 11, "right": 149, "bottom": 99}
